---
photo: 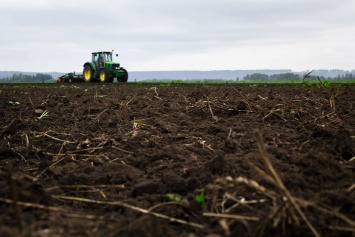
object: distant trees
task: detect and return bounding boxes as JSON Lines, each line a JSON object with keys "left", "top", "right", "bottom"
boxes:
{"left": 243, "top": 73, "right": 301, "bottom": 81}
{"left": 243, "top": 72, "right": 355, "bottom": 82}
{"left": 270, "top": 73, "right": 301, "bottom": 81}
{"left": 244, "top": 73, "right": 269, "bottom": 81}
{"left": 0, "top": 73, "right": 53, "bottom": 83}
{"left": 335, "top": 73, "right": 355, "bottom": 80}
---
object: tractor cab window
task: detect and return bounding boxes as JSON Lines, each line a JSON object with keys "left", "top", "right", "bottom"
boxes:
{"left": 92, "top": 52, "right": 111, "bottom": 68}
{"left": 92, "top": 53, "right": 99, "bottom": 62}
{"left": 98, "top": 54, "right": 105, "bottom": 68}
{"left": 103, "top": 53, "right": 112, "bottom": 62}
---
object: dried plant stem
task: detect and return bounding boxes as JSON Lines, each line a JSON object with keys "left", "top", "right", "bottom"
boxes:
{"left": 52, "top": 195, "right": 205, "bottom": 229}
{"left": 299, "top": 199, "right": 355, "bottom": 227}
{"left": 33, "top": 157, "right": 66, "bottom": 181}
{"left": 203, "top": 212, "right": 259, "bottom": 221}
{"left": 153, "top": 86, "right": 163, "bottom": 100}
{"left": 35, "top": 131, "right": 75, "bottom": 144}
{"left": 26, "top": 88, "right": 36, "bottom": 111}
{"left": 235, "top": 177, "right": 277, "bottom": 199}
{"left": 47, "top": 184, "right": 125, "bottom": 190}
{"left": 207, "top": 101, "right": 215, "bottom": 118}
{"left": 262, "top": 108, "right": 286, "bottom": 121}
{"left": 24, "top": 133, "right": 30, "bottom": 149}
{"left": 0, "top": 197, "right": 59, "bottom": 212}
{"left": 347, "top": 184, "right": 355, "bottom": 192}
{"left": 253, "top": 128, "right": 320, "bottom": 237}
{"left": 228, "top": 83, "right": 256, "bottom": 110}
{"left": 70, "top": 147, "right": 103, "bottom": 153}
{"left": 328, "top": 225, "right": 355, "bottom": 232}
{"left": 302, "top": 71, "right": 337, "bottom": 112}
{"left": 111, "top": 145, "right": 134, "bottom": 154}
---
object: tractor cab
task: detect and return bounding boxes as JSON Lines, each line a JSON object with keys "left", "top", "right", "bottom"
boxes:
{"left": 92, "top": 52, "right": 113, "bottom": 69}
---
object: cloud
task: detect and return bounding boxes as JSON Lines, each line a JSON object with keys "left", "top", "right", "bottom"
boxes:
{"left": 1, "top": 0, "right": 355, "bottom": 72}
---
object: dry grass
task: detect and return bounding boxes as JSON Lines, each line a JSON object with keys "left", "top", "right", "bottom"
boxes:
{"left": 211, "top": 128, "right": 355, "bottom": 236}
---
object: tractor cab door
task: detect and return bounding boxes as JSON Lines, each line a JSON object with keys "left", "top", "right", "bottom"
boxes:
{"left": 98, "top": 54, "right": 105, "bottom": 68}
{"left": 92, "top": 53, "right": 100, "bottom": 69}
{"left": 92, "top": 53, "right": 105, "bottom": 69}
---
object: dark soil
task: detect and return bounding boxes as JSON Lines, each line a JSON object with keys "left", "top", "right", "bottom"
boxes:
{"left": 0, "top": 83, "right": 354, "bottom": 237}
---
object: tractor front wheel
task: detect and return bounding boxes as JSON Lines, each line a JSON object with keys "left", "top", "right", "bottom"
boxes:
{"left": 83, "top": 65, "right": 94, "bottom": 83}
{"left": 99, "top": 68, "right": 112, "bottom": 83}
{"left": 117, "top": 68, "right": 128, "bottom": 82}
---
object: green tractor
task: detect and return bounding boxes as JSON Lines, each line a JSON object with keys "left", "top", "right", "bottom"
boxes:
{"left": 83, "top": 51, "right": 128, "bottom": 83}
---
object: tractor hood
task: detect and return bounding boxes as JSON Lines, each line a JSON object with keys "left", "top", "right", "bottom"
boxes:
{"left": 105, "top": 61, "right": 121, "bottom": 70}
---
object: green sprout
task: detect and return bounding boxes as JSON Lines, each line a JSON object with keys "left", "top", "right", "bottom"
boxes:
{"left": 163, "top": 194, "right": 182, "bottom": 202}
{"left": 195, "top": 189, "right": 205, "bottom": 207}
{"left": 8, "top": 101, "right": 20, "bottom": 105}
{"left": 38, "top": 110, "right": 49, "bottom": 119}
{"left": 133, "top": 117, "right": 144, "bottom": 129}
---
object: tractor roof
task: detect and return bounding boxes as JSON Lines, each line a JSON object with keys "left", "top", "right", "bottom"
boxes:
{"left": 92, "top": 51, "right": 112, "bottom": 54}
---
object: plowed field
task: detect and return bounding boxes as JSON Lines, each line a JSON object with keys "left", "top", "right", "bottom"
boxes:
{"left": 0, "top": 83, "right": 354, "bottom": 237}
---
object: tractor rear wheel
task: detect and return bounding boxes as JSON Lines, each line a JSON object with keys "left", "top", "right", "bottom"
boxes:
{"left": 117, "top": 68, "right": 128, "bottom": 82}
{"left": 83, "top": 65, "right": 94, "bottom": 83}
{"left": 99, "top": 68, "right": 112, "bottom": 83}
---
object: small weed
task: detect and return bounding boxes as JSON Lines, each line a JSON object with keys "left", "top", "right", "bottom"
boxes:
{"left": 195, "top": 189, "right": 205, "bottom": 207}
{"left": 38, "top": 110, "right": 49, "bottom": 119}
{"left": 163, "top": 194, "right": 182, "bottom": 202}
{"left": 59, "top": 85, "right": 80, "bottom": 89}
{"left": 8, "top": 101, "right": 20, "bottom": 105}
{"left": 133, "top": 117, "right": 144, "bottom": 129}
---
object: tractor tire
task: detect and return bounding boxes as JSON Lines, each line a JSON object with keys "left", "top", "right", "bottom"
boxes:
{"left": 83, "top": 65, "right": 94, "bottom": 83}
{"left": 99, "top": 68, "right": 112, "bottom": 83}
{"left": 117, "top": 68, "right": 128, "bottom": 82}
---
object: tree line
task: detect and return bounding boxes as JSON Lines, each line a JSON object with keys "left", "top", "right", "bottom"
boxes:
{"left": 334, "top": 73, "right": 355, "bottom": 80}
{"left": 243, "top": 72, "right": 355, "bottom": 81}
{"left": 0, "top": 73, "right": 53, "bottom": 83}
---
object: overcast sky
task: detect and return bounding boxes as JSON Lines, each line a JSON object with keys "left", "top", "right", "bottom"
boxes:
{"left": 1, "top": 0, "right": 355, "bottom": 73}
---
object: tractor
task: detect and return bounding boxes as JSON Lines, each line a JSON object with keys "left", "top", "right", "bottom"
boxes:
{"left": 83, "top": 51, "right": 128, "bottom": 83}
{"left": 56, "top": 51, "right": 128, "bottom": 83}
